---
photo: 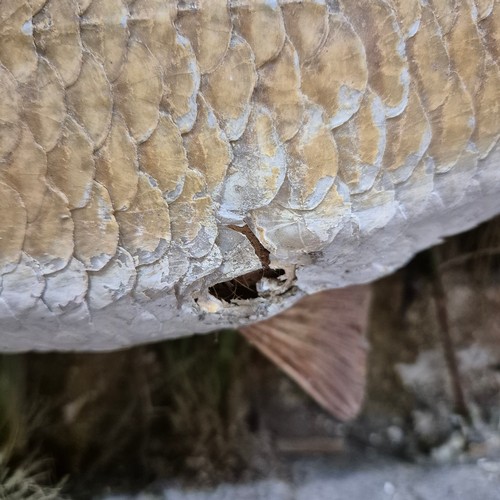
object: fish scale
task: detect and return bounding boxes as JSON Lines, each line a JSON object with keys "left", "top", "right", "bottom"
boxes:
{"left": 0, "top": 0, "right": 499, "bottom": 351}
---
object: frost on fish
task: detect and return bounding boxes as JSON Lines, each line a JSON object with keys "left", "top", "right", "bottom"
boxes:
{"left": 0, "top": 0, "right": 498, "bottom": 350}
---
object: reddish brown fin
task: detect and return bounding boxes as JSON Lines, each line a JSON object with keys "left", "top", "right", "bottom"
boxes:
{"left": 240, "top": 285, "right": 371, "bottom": 421}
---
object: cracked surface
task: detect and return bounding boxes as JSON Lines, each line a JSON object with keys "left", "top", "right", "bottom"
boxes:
{"left": 0, "top": 0, "right": 499, "bottom": 351}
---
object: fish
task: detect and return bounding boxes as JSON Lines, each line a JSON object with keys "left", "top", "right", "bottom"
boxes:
{"left": 0, "top": 0, "right": 499, "bottom": 419}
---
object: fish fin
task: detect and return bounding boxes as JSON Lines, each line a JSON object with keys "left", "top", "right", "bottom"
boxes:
{"left": 240, "top": 285, "right": 371, "bottom": 421}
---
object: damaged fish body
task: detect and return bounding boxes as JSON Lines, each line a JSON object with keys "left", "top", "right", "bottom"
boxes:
{"left": 0, "top": 0, "right": 499, "bottom": 351}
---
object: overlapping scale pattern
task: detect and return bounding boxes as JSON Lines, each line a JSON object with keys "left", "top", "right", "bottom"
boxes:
{"left": 0, "top": 0, "right": 499, "bottom": 349}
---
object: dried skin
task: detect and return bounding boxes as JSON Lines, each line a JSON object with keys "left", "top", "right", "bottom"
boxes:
{"left": 0, "top": 65, "right": 21, "bottom": 160}
{"left": 183, "top": 95, "right": 232, "bottom": 197}
{"left": 340, "top": 0, "right": 409, "bottom": 117}
{"left": 23, "top": 185, "right": 74, "bottom": 274}
{"left": 232, "top": 0, "right": 286, "bottom": 68}
{"left": 95, "top": 113, "right": 139, "bottom": 212}
{"left": 1, "top": 125, "right": 47, "bottom": 223}
{"left": 202, "top": 34, "right": 257, "bottom": 141}
{"left": 33, "top": 0, "right": 83, "bottom": 87}
{"left": 278, "top": 103, "right": 339, "bottom": 210}
{"left": 0, "top": 0, "right": 38, "bottom": 83}
{"left": 383, "top": 87, "right": 431, "bottom": 184}
{"left": 0, "top": 182, "right": 26, "bottom": 275}
{"left": 301, "top": 13, "right": 368, "bottom": 129}
{"left": 43, "top": 257, "right": 88, "bottom": 312}
{"left": 72, "top": 181, "right": 119, "bottom": 271}
{"left": 138, "top": 113, "right": 188, "bottom": 202}
{"left": 177, "top": 0, "right": 232, "bottom": 74}
{"left": 281, "top": 0, "right": 329, "bottom": 62}
{"left": 20, "top": 57, "right": 66, "bottom": 152}
{"left": 115, "top": 172, "right": 170, "bottom": 266}
{"left": 80, "top": 0, "right": 129, "bottom": 82}
{"left": 335, "top": 89, "right": 387, "bottom": 194}
{"left": 113, "top": 40, "right": 163, "bottom": 143}
{"left": 87, "top": 247, "right": 136, "bottom": 310}
{"left": 258, "top": 39, "right": 304, "bottom": 143}
{"left": 66, "top": 52, "right": 112, "bottom": 149}
{"left": 407, "top": 4, "right": 451, "bottom": 113}
{"left": 47, "top": 117, "right": 95, "bottom": 210}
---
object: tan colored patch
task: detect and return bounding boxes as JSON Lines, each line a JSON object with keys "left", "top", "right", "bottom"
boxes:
{"left": 258, "top": 39, "right": 304, "bottom": 142}
{"left": 139, "top": 113, "right": 188, "bottom": 202}
{"left": 29, "top": 0, "right": 48, "bottom": 14}
{"left": 281, "top": 0, "right": 329, "bottom": 62}
{"left": 80, "top": 0, "right": 129, "bottom": 81}
{"left": 33, "top": 0, "right": 83, "bottom": 87}
{"left": 301, "top": 13, "right": 368, "bottom": 128}
{"left": 445, "top": 2, "right": 485, "bottom": 95}
{"left": 335, "top": 89, "right": 386, "bottom": 194}
{"left": 279, "top": 103, "right": 339, "bottom": 210}
{"left": 0, "top": 0, "right": 38, "bottom": 83}
{"left": 95, "top": 113, "right": 139, "bottom": 212}
{"left": 480, "top": 0, "right": 500, "bottom": 61}
{"left": 113, "top": 40, "right": 163, "bottom": 143}
{"left": 72, "top": 181, "right": 119, "bottom": 271}
{"left": 115, "top": 172, "right": 170, "bottom": 266}
{"left": 47, "top": 116, "right": 95, "bottom": 210}
{"left": 471, "top": 57, "right": 500, "bottom": 158}
{"left": 169, "top": 169, "right": 217, "bottom": 259}
{"left": 0, "top": 182, "right": 27, "bottom": 275}
{"left": 388, "top": 0, "right": 422, "bottom": 38}
{"left": 340, "top": 0, "right": 409, "bottom": 117}
{"left": 233, "top": 0, "right": 286, "bottom": 68}
{"left": 23, "top": 185, "right": 74, "bottom": 274}
{"left": 2, "top": 125, "right": 47, "bottom": 223}
{"left": 428, "top": 0, "right": 458, "bottom": 34}
{"left": 407, "top": 4, "right": 451, "bottom": 113}
{"left": 0, "top": 65, "right": 21, "bottom": 160}
{"left": 177, "top": 0, "right": 232, "bottom": 74}
{"left": 66, "top": 52, "right": 113, "bottom": 149}
{"left": 183, "top": 95, "right": 232, "bottom": 197}
{"left": 20, "top": 57, "right": 66, "bottom": 152}
{"left": 202, "top": 33, "right": 257, "bottom": 141}
{"left": 427, "top": 73, "right": 475, "bottom": 174}
{"left": 384, "top": 87, "right": 431, "bottom": 184}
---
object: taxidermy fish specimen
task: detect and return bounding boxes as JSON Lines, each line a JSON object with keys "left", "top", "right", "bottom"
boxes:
{"left": 0, "top": 0, "right": 499, "bottom": 420}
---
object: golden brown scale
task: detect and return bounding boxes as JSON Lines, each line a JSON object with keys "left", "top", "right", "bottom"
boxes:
{"left": 202, "top": 33, "right": 257, "bottom": 141}
{"left": 257, "top": 39, "right": 304, "bottom": 143}
{"left": 138, "top": 113, "right": 188, "bottom": 201}
{"left": 72, "top": 181, "right": 119, "bottom": 271}
{"left": 46, "top": 117, "right": 95, "bottom": 210}
{"left": 0, "top": 0, "right": 38, "bottom": 83}
{"left": 66, "top": 52, "right": 113, "bottom": 149}
{"left": 94, "top": 113, "right": 139, "bottom": 212}
{"left": 114, "top": 173, "right": 170, "bottom": 266}
{"left": 182, "top": 95, "right": 232, "bottom": 196}
{"left": 340, "top": 0, "right": 409, "bottom": 117}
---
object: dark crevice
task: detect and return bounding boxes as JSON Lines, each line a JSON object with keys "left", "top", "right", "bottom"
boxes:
{"left": 208, "top": 225, "right": 284, "bottom": 302}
